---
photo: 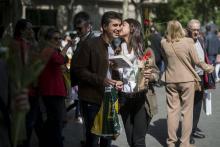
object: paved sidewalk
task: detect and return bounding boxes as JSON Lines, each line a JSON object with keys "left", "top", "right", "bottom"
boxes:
{"left": 61, "top": 84, "right": 220, "bottom": 147}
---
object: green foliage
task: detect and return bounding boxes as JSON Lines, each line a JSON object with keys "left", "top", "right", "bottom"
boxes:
{"left": 152, "top": 0, "right": 220, "bottom": 32}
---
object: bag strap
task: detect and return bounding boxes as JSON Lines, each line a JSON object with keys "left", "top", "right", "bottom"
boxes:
{"left": 170, "top": 43, "right": 199, "bottom": 83}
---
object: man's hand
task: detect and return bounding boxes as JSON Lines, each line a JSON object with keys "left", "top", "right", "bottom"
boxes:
{"left": 115, "top": 81, "right": 123, "bottom": 91}
{"left": 109, "top": 61, "right": 118, "bottom": 69}
{"left": 104, "top": 78, "right": 116, "bottom": 86}
{"left": 205, "top": 64, "right": 214, "bottom": 74}
{"left": 104, "top": 78, "right": 123, "bottom": 90}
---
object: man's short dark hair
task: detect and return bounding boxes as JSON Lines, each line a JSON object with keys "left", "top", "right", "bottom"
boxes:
{"left": 73, "top": 11, "right": 91, "bottom": 28}
{"left": 101, "top": 11, "right": 122, "bottom": 28}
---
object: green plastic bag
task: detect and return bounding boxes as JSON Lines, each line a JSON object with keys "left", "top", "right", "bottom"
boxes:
{"left": 91, "top": 87, "right": 121, "bottom": 139}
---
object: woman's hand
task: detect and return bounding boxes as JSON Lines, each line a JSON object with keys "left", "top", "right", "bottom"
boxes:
{"left": 144, "top": 68, "right": 153, "bottom": 80}
{"left": 15, "top": 89, "right": 30, "bottom": 111}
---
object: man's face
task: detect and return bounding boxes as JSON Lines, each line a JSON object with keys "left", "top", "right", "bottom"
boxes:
{"left": 103, "top": 19, "right": 122, "bottom": 41}
{"left": 75, "top": 22, "right": 91, "bottom": 38}
{"left": 189, "top": 23, "right": 200, "bottom": 40}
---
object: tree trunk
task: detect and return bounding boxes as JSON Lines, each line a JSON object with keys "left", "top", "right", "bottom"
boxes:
{"left": 123, "top": 0, "right": 129, "bottom": 19}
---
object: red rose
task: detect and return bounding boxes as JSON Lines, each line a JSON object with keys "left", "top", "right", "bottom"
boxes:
{"left": 141, "top": 50, "right": 152, "bottom": 61}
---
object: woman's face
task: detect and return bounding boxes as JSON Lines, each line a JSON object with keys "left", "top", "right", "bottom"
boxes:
{"left": 22, "top": 22, "right": 34, "bottom": 39}
{"left": 50, "top": 32, "right": 62, "bottom": 48}
{"left": 119, "top": 21, "right": 130, "bottom": 38}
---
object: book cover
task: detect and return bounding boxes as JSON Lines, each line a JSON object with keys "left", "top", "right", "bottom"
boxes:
{"left": 109, "top": 55, "right": 132, "bottom": 68}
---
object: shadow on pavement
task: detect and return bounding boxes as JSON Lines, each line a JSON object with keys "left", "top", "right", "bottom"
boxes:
{"left": 147, "top": 118, "right": 167, "bottom": 147}
{"left": 147, "top": 118, "right": 184, "bottom": 147}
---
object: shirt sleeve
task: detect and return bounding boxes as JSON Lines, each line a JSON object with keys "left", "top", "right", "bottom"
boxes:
{"left": 188, "top": 38, "right": 211, "bottom": 71}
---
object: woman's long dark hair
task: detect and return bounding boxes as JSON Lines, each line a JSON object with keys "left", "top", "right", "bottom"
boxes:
{"left": 13, "top": 19, "right": 31, "bottom": 39}
{"left": 124, "top": 18, "right": 145, "bottom": 57}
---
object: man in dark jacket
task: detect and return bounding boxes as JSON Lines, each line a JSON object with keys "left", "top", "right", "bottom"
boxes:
{"left": 71, "top": 11, "right": 123, "bottom": 147}
{"left": 70, "top": 11, "right": 97, "bottom": 87}
{"left": 69, "top": 12, "right": 97, "bottom": 146}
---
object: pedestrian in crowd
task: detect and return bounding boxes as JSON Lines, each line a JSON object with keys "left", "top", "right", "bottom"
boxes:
{"left": 37, "top": 26, "right": 50, "bottom": 51}
{"left": 148, "top": 25, "right": 164, "bottom": 73}
{"left": 11, "top": 19, "right": 43, "bottom": 147}
{"left": 61, "top": 33, "right": 74, "bottom": 69}
{"left": 117, "top": 18, "right": 159, "bottom": 147}
{"left": 0, "top": 59, "right": 30, "bottom": 147}
{"left": 70, "top": 11, "right": 97, "bottom": 122}
{"left": 38, "top": 27, "right": 71, "bottom": 147}
{"left": 205, "top": 24, "right": 220, "bottom": 65}
{"left": 71, "top": 11, "right": 123, "bottom": 147}
{"left": 187, "top": 19, "right": 208, "bottom": 144}
{"left": 70, "top": 11, "right": 97, "bottom": 73}
{"left": 161, "top": 20, "right": 214, "bottom": 147}
{"left": 215, "top": 49, "right": 220, "bottom": 82}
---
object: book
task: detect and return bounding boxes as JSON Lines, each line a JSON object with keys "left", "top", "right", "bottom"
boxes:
{"left": 109, "top": 55, "right": 133, "bottom": 68}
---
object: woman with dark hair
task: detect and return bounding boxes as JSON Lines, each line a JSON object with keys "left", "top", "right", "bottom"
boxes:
{"left": 117, "top": 18, "right": 159, "bottom": 147}
{"left": 38, "top": 27, "right": 71, "bottom": 147}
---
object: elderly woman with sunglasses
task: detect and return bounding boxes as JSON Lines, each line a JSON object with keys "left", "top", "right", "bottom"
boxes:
{"left": 38, "top": 27, "right": 71, "bottom": 147}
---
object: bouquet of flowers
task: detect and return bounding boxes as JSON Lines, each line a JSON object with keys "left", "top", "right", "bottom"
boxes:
{"left": 2, "top": 36, "right": 44, "bottom": 147}
{"left": 134, "top": 49, "right": 153, "bottom": 92}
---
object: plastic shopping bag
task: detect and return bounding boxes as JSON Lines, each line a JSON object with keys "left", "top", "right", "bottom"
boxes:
{"left": 91, "top": 87, "right": 121, "bottom": 139}
{"left": 203, "top": 90, "right": 212, "bottom": 116}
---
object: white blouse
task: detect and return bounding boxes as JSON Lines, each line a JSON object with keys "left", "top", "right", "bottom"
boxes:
{"left": 119, "top": 42, "right": 139, "bottom": 93}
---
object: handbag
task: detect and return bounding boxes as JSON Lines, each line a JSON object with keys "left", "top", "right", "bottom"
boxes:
{"left": 145, "top": 85, "right": 158, "bottom": 117}
{"left": 170, "top": 43, "right": 201, "bottom": 91}
{"left": 204, "top": 53, "right": 216, "bottom": 89}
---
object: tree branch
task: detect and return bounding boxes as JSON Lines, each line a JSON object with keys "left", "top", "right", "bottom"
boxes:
{"left": 131, "top": 0, "right": 144, "bottom": 7}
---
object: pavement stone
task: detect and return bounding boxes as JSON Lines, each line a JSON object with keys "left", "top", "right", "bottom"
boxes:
{"left": 35, "top": 84, "right": 220, "bottom": 147}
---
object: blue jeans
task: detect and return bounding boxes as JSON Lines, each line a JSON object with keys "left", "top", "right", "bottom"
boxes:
{"left": 80, "top": 100, "right": 112, "bottom": 147}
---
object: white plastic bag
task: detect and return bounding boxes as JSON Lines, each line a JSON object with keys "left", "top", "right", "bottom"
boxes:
{"left": 203, "top": 90, "right": 212, "bottom": 115}
{"left": 71, "top": 86, "right": 78, "bottom": 100}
